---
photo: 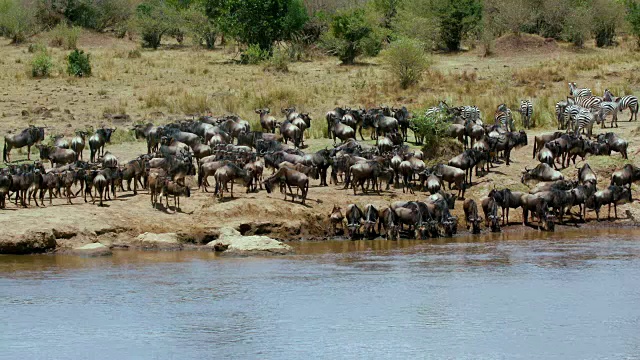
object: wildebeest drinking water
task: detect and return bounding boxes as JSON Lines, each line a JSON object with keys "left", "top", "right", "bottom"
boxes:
{"left": 3, "top": 126, "right": 45, "bottom": 163}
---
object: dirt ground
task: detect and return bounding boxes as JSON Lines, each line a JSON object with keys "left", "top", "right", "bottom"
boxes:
{"left": 1, "top": 32, "right": 640, "bottom": 249}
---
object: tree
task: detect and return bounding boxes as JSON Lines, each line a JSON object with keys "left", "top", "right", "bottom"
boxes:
{"left": 134, "top": 0, "right": 180, "bottom": 49}
{"left": 625, "top": 0, "right": 640, "bottom": 47}
{"left": 0, "top": 0, "right": 37, "bottom": 44}
{"left": 434, "top": 0, "right": 482, "bottom": 51}
{"left": 383, "top": 38, "right": 430, "bottom": 89}
{"left": 222, "top": 0, "right": 308, "bottom": 52}
{"left": 322, "top": 8, "right": 380, "bottom": 64}
{"left": 183, "top": 4, "right": 217, "bottom": 49}
{"left": 592, "top": 0, "right": 622, "bottom": 47}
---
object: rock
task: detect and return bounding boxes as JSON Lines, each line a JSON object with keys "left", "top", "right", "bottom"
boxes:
{"left": 21, "top": 110, "right": 29, "bottom": 117}
{"left": 0, "top": 230, "right": 56, "bottom": 255}
{"left": 134, "top": 232, "right": 183, "bottom": 250}
{"left": 207, "top": 228, "right": 293, "bottom": 256}
{"left": 72, "top": 243, "right": 112, "bottom": 257}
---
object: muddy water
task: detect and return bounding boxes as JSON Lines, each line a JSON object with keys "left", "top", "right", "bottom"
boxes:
{"left": 2, "top": 229, "right": 640, "bottom": 359}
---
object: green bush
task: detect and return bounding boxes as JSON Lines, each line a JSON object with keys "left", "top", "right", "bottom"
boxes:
{"left": 625, "top": 0, "right": 640, "bottom": 47}
{"left": 0, "top": 0, "right": 37, "bottom": 44}
{"left": 135, "top": 0, "right": 179, "bottom": 49}
{"left": 222, "top": 0, "right": 308, "bottom": 52}
{"left": 263, "top": 47, "right": 289, "bottom": 72}
{"left": 434, "top": 0, "right": 482, "bottom": 51}
{"left": 50, "top": 23, "right": 81, "bottom": 49}
{"left": 383, "top": 38, "right": 430, "bottom": 89}
{"left": 411, "top": 108, "right": 451, "bottom": 152}
{"left": 241, "top": 44, "right": 268, "bottom": 64}
{"left": 67, "top": 49, "right": 91, "bottom": 77}
{"left": 183, "top": 4, "right": 218, "bottom": 49}
{"left": 563, "top": 5, "right": 591, "bottom": 47}
{"left": 31, "top": 50, "right": 53, "bottom": 78}
{"left": 321, "top": 8, "right": 381, "bottom": 64}
{"left": 28, "top": 42, "right": 46, "bottom": 53}
{"left": 593, "top": 0, "right": 622, "bottom": 47}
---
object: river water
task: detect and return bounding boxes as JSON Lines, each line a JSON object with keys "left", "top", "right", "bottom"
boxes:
{"left": 2, "top": 228, "right": 640, "bottom": 359}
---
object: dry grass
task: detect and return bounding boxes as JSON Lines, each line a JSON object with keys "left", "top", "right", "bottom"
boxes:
{"left": 2, "top": 32, "right": 640, "bottom": 141}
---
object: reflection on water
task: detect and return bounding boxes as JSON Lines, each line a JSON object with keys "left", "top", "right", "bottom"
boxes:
{"left": 1, "top": 228, "right": 640, "bottom": 359}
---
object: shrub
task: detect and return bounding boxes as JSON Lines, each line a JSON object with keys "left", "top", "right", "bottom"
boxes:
{"left": 625, "top": 0, "right": 640, "bottom": 47}
{"left": 135, "top": 0, "right": 179, "bottom": 49}
{"left": 411, "top": 108, "right": 452, "bottom": 155}
{"left": 563, "top": 5, "right": 592, "bottom": 47}
{"left": 222, "top": 0, "right": 308, "bottom": 52}
{"left": 0, "top": 0, "right": 37, "bottom": 44}
{"left": 263, "top": 47, "right": 289, "bottom": 72}
{"left": 593, "top": 0, "right": 622, "bottom": 47}
{"left": 31, "top": 50, "right": 53, "bottom": 78}
{"left": 50, "top": 23, "right": 81, "bottom": 49}
{"left": 67, "top": 49, "right": 91, "bottom": 77}
{"left": 241, "top": 44, "right": 269, "bottom": 64}
{"left": 183, "top": 4, "right": 218, "bottom": 49}
{"left": 434, "top": 0, "right": 482, "bottom": 51}
{"left": 383, "top": 38, "right": 430, "bottom": 89}
{"left": 321, "top": 8, "right": 380, "bottom": 64}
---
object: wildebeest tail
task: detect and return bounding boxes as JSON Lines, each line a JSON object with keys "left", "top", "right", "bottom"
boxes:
{"left": 2, "top": 141, "right": 6, "bottom": 163}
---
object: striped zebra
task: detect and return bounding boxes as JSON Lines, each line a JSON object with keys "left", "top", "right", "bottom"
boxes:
{"left": 604, "top": 89, "right": 638, "bottom": 122}
{"left": 597, "top": 101, "right": 619, "bottom": 128}
{"left": 555, "top": 101, "right": 568, "bottom": 130}
{"left": 563, "top": 104, "right": 582, "bottom": 133}
{"left": 568, "top": 95, "right": 601, "bottom": 110}
{"left": 425, "top": 100, "right": 450, "bottom": 117}
{"left": 495, "top": 104, "right": 514, "bottom": 132}
{"left": 518, "top": 100, "right": 533, "bottom": 129}
{"left": 462, "top": 105, "right": 481, "bottom": 124}
{"left": 569, "top": 82, "right": 592, "bottom": 97}
{"left": 574, "top": 108, "right": 597, "bottom": 138}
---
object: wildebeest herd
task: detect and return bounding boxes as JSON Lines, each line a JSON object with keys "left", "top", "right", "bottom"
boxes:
{"left": 1, "top": 82, "right": 639, "bottom": 241}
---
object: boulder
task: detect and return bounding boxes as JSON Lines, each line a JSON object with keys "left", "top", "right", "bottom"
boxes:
{"left": 134, "top": 232, "right": 183, "bottom": 250}
{"left": 71, "top": 243, "right": 112, "bottom": 257}
{"left": 207, "top": 228, "right": 293, "bottom": 256}
{"left": 0, "top": 230, "right": 56, "bottom": 255}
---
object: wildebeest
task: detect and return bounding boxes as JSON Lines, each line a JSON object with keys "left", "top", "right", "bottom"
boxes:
{"left": 330, "top": 116, "right": 356, "bottom": 145}
{"left": 0, "top": 171, "right": 12, "bottom": 208}
{"left": 52, "top": 134, "right": 69, "bottom": 149}
{"left": 161, "top": 179, "right": 191, "bottom": 210}
{"left": 521, "top": 193, "right": 555, "bottom": 230}
{"left": 255, "top": 108, "right": 278, "bottom": 133}
{"left": 214, "top": 163, "right": 253, "bottom": 199}
{"left": 133, "top": 123, "right": 162, "bottom": 154}
{"left": 329, "top": 205, "right": 344, "bottom": 236}
{"left": 597, "top": 132, "right": 628, "bottom": 159}
{"left": 577, "top": 163, "right": 597, "bottom": 185}
{"left": 529, "top": 179, "right": 577, "bottom": 194}
{"left": 345, "top": 203, "right": 364, "bottom": 239}
{"left": 494, "top": 130, "right": 528, "bottom": 166}
{"left": 362, "top": 204, "right": 379, "bottom": 239}
{"left": 432, "top": 164, "right": 466, "bottom": 199}
{"left": 120, "top": 158, "right": 146, "bottom": 195}
{"left": 521, "top": 163, "right": 564, "bottom": 184}
{"left": 3, "top": 126, "right": 45, "bottom": 163}
{"left": 532, "top": 132, "right": 563, "bottom": 159}
{"left": 587, "top": 185, "right": 630, "bottom": 221}
{"left": 71, "top": 131, "right": 88, "bottom": 161}
{"left": 37, "top": 145, "right": 76, "bottom": 168}
{"left": 92, "top": 173, "right": 109, "bottom": 207}
{"left": 378, "top": 207, "right": 400, "bottom": 240}
{"left": 610, "top": 164, "right": 640, "bottom": 201}
{"left": 198, "top": 160, "right": 229, "bottom": 192}
{"left": 39, "top": 171, "right": 61, "bottom": 206}
{"left": 279, "top": 119, "right": 302, "bottom": 148}
{"left": 463, "top": 199, "right": 482, "bottom": 234}
{"left": 89, "top": 128, "right": 115, "bottom": 163}
{"left": 448, "top": 149, "right": 484, "bottom": 185}
{"left": 263, "top": 167, "right": 310, "bottom": 205}
{"left": 537, "top": 146, "right": 556, "bottom": 169}
{"left": 481, "top": 196, "right": 501, "bottom": 232}
{"left": 392, "top": 201, "right": 427, "bottom": 239}
{"left": 488, "top": 188, "right": 525, "bottom": 225}
{"left": 569, "top": 181, "right": 597, "bottom": 220}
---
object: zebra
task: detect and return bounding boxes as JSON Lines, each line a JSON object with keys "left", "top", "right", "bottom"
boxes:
{"left": 574, "top": 108, "right": 597, "bottom": 138}
{"left": 569, "top": 82, "right": 592, "bottom": 97}
{"left": 425, "top": 100, "right": 450, "bottom": 118}
{"left": 555, "top": 101, "right": 568, "bottom": 130}
{"left": 495, "top": 104, "right": 514, "bottom": 132}
{"left": 518, "top": 100, "right": 534, "bottom": 129}
{"left": 563, "top": 104, "right": 582, "bottom": 132}
{"left": 568, "top": 95, "right": 601, "bottom": 110}
{"left": 604, "top": 89, "right": 638, "bottom": 122}
{"left": 462, "top": 105, "right": 481, "bottom": 124}
{"left": 597, "top": 101, "right": 619, "bottom": 128}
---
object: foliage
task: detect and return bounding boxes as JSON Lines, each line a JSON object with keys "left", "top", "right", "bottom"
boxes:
{"left": 31, "top": 49, "right": 53, "bottom": 78}
{"left": 28, "top": 42, "right": 46, "bottom": 53}
{"left": 241, "top": 44, "right": 269, "bottom": 64}
{"left": 411, "top": 108, "right": 451, "bottom": 152}
{"left": 183, "top": 4, "right": 217, "bottom": 49}
{"left": 434, "top": 0, "right": 482, "bottom": 51}
{"left": 67, "top": 49, "right": 91, "bottom": 77}
{"left": 394, "top": 0, "right": 439, "bottom": 51}
{"left": 592, "top": 0, "right": 623, "bottom": 47}
{"left": 0, "top": 0, "right": 37, "bottom": 44}
{"left": 134, "top": 0, "right": 179, "bottom": 49}
{"left": 263, "top": 47, "right": 289, "bottom": 72}
{"left": 563, "top": 4, "right": 592, "bottom": 47}
{"left": 625, "top": 0, "right": 640, "bottom": 47}
{"left": 321, "top": 8, "right": 381, "bottom": 64}
{"left": 383, "top": 38, "right": 430, "bottom": 89}
{"left": 222, "top": 0, "right": 308, "bottom": 52}
{"left": 50, "top": 22, "right": 81, "bottom": 49}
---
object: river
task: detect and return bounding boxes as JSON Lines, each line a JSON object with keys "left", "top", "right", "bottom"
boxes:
{"left": 2, "top": 228, "right": 640, "bottom": 359}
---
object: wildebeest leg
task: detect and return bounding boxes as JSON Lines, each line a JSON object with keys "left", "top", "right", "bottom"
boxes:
{"left": 27, "top": 145, "right": 31, "bottom": 160}
{"left": 608, "top": 203, "right": 611, "bottom": 220}
{"left": 230, "top": 180, "right": 234, "bottom": 198}
{"left": 133, "top": 177, "right": 138, "bottom": 195}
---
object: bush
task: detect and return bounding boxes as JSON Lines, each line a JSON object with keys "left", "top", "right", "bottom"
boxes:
{"left": 183, "top": 5, "right": 217, "bottom": 49}
{"left": 434, "top": 0, "right": 482, "bottom": 51}
{"left": 321, "top": 8, "right": 381, "bottom": 64}
{"left": 31, "top": 50, "right": 53, "bottom": 78}
{"left": 563, "top": 5, "right": 592, "bottom": 47}
{"left": 222, "top": 0, "right": 308, "bottom": 52}
{"left": 241, "top": 44, "right": 269, "bottom": 64}
{"left": 263, "top": 47, "right": 289, "bottom": 72}
{"left": 411, "top": 108, "right": 451, "bottom": 153}
{"left": 625, "top": 0, "right": 640, "bottom": 47}
{"left": 383, "top": 38, "right": 430, "bottom": 89}
{"left": 0, "top": 0, "right": 37, "bottom": 44}
{"left": 135, "top": 0, "right": 179, "bottom": 49}
{"left": 593, "top": 0, "right": 622, "bottom": 47}
{"left": 67, "top": 49, "right": 91, "bottom": 77}
{"left": 50, "top": 23, "right": 81, "bottom": 49}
